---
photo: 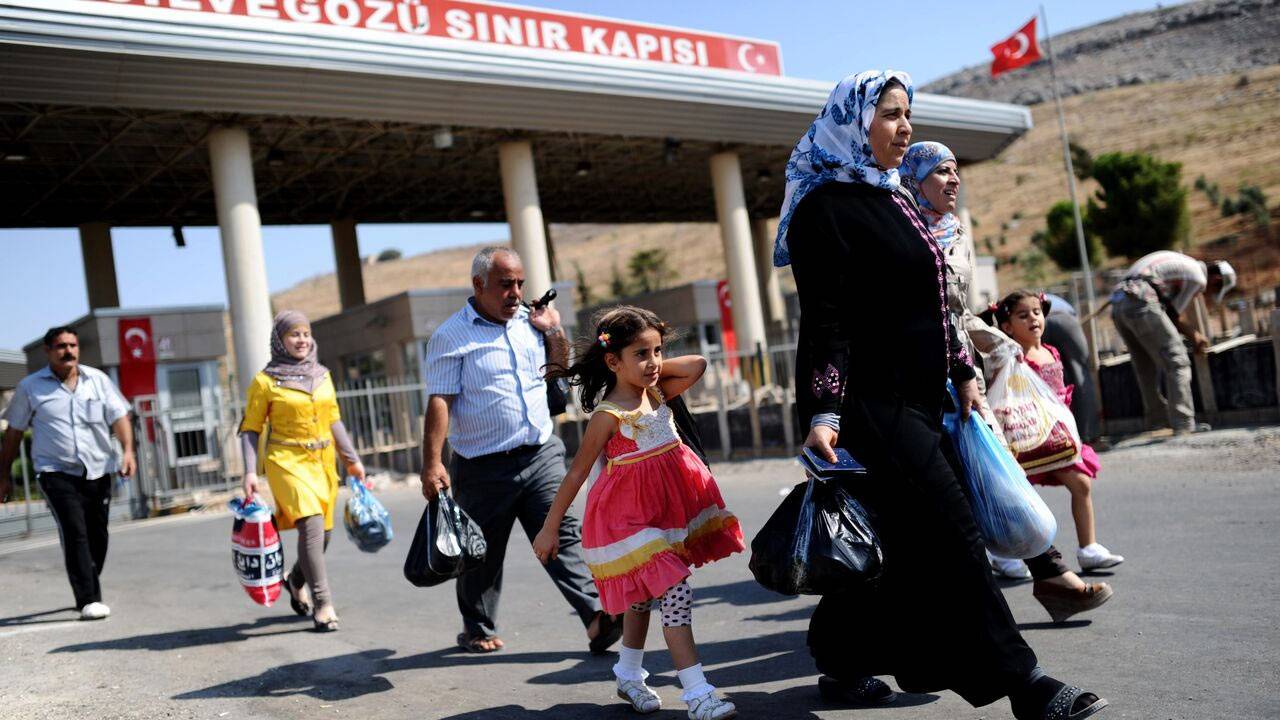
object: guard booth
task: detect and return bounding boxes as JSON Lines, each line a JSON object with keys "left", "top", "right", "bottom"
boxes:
{"left": 309, "top": 281, "right": 577, "bottom": 471}
{"left": 23, "top": 305, "right": 231, "bottom": 510}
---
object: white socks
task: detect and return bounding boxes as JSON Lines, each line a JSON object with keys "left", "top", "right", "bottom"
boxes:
{"left": 613, "top": 645, "right": 648, "bottom": 682}
{"left": 677, "top": 663, "right": 715, "bottom": 703}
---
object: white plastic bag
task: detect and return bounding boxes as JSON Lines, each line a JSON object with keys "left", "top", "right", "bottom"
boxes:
{"left": 985, "top": 344, "right": 1083, "bottom": 474}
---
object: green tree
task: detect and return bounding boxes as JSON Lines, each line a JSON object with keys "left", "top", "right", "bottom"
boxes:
{"left": 1034, "top": 200, "right": 1103, "bottom": 271}
{"left": 626, "top": 248, "right": 674, "bottom": 294}
{"left": 573, "top": 261, "right": 594, "bottom": 307}
{"left": 1018, "top": 246, "right": 1050, "bottom": 285}
{"left": 1069, "top": 142, "right": 1093, "bottom": 180}
{"left": 609, "top": 263, "right": 630, "bottom": 299}
{"left": 376, "top": 247, "right": 402, "bottom": 261}
{"left": 1086, "top": 151, "right": 1189, "bottom": 259}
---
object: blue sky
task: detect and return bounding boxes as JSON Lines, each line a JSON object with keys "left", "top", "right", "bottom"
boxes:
{"left": 0, "top": 0, "right": 1172, "bottom": 349}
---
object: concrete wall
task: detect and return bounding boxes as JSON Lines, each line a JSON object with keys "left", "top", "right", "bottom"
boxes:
{"left": 23, "top": 307, "right": 226, "bottom": 374}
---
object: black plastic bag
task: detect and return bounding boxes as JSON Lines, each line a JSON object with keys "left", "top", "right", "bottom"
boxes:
{"left": 403, "top": 489, "right": 487, "bottom": 587}
{"left": 749, "top": 462, "right": 883, "bottom": 596}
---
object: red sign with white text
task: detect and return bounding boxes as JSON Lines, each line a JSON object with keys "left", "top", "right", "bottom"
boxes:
{"left": 117, "top": 317, "right": 157, "bottom": 400}
{"left": 716, "top": 280, "right": 739, "bottom": 376}
{"left": 88, "top": 0, "right": 783, "bottom": 75}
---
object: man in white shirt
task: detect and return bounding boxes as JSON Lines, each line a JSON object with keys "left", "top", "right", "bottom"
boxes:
{"left": 1110, "top": 251, "right": 1235, "bottom": 434}
{"left": 1, "top": 327, "right": 134, "bottom": 620}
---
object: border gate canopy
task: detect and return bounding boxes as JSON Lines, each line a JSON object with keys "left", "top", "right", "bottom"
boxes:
{"left": 0, "top": 0, "right": 1033, "bottom": 228}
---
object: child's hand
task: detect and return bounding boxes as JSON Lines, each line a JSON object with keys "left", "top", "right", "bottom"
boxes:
{"left": 532, "top": 526, "right": 560, "bottom": 565}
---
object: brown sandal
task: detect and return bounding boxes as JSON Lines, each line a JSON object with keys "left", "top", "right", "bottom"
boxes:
{"left": 1033, "top": 581, "right": 1113, "bottom": 623}
{"left": 456, "top": 632, "right": 503, "bottom": 653}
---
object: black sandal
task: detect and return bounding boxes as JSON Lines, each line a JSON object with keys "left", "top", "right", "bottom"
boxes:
{"left": 282, "top": 575, "right": 311, "bottom": 617}
{"left": 587, "top": 611, "right": 623, "bottom": 654}
{"left": 818, "top": 675, "right": 897, "bottom": 706}
{"left": 1013, "top": 678, "right": 1109, "bottom": 720}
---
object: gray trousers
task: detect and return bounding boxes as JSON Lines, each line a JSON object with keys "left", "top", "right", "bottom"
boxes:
{"left": 451, "top": 435, "right": 600, "bottom": 638}
{"left": 1044, "top": 313, "right": 1101, "bottom": 443}
{"left": 1111, "top": 295, "right": 1196, "bottom": 432}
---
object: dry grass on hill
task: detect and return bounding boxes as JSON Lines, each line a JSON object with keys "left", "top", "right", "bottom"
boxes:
{"left": 964, "top": 64, "right": 1280, "bottom": 294}
{"left": 274, "top": 66, "right": 1280, "bottom": 320}
{"left": 272, "top": 222, "right": 736, "bottom": 320}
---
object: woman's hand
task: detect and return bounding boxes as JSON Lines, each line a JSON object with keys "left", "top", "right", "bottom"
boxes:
{"left": 804, "top": 425, "right": 840, "bottom": 463}
{"left": 242, "top": 471, "right": 260, "bottom": 500}
{"left": 532, "top": 525, "right": 560, "bottom": 565}
{"left": 347, "top": 461, "right": 368, "bottom": 487}
{"left": 956, "top": 378, "right": 983, "bottom": 420}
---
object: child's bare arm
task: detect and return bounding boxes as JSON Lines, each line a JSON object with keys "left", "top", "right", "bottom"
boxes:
{"left": 533, "top": 412, "right": 618, "bottom": 563}
{"left": 658, "top": 355, "right": 708, "bottom": 399}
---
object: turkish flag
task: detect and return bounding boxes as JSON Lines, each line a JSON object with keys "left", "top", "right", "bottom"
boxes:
{"left": 118, "top": 317, "right": 157, "bottom": 400}
{"left": 991, "top": 17, "right": 1042, "bottom": 77}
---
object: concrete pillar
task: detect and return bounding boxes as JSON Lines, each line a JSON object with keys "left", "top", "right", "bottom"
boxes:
{"left": 498, "top": 141, "right": 553, "bottom": 296}
{"left": 79, "top": 222, "right": 120, "bottom": 309}
{"left": 330, "top": 218, "right": 365, "bottom": 310}
{"left": 209, "top": 127, "right": 272, "bottom": 396}
{"left": 710, "top": 151, "right": 767, "bottom": 356}
{"left": 750, "top": 217, "right": 787, "bottom": 336}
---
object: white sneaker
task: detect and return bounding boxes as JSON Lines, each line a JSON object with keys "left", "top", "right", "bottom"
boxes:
{"left": 990, "top": 555, "right": 1032, "bottom": 579}
{"left": 616, "top": 677, "right": 661, "bottom": 714}
{"left": 687, "top": 692, "right": 737, "bottom": 720}
{"left": 79, "top": 602, "right": 110, "bottom": 620}
{"left": 1077, "top": 543, "right": 1125, "bottom": 571}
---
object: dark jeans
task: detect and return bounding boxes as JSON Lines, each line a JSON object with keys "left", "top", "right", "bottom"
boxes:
{"left": 451, "top": 436, "right": 600, "bottom": 638}
{"left": 38, "top": 472, "right": 112, "bottom": 610}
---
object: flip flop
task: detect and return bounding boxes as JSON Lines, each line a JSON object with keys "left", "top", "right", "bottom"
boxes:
{"left": 456, "top": 632, "right": 503, "bottom": 654}
{"left": 588, "top": 611, "right": 623, "bottom": 654}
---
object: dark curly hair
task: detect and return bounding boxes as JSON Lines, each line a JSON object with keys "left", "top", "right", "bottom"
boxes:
{"left": 981, "top": 289, "right": 1051, "bottom": 328}
{"left": 547, "top": 305, "right": 671, "bottom": 412}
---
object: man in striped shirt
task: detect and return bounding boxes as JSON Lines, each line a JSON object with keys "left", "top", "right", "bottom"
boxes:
{"left": 419, "top": 247, "right": 620, "bottom": 654}
{"left": 1110, "top": 251, "right": 1235, "bottom": 434}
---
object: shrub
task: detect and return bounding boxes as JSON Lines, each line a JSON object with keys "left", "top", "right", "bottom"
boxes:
{"left": 1087, "top": 151, "right": 1189, "bottom": 259}
{"left": 1035, "top": 200, "right": 1103, "bottom": 270}
{"left": 376, "top": 248, "right": 402, "bottom": 261}
{"left": 1069, "top": 142, "right": 1093, "bottom": 180}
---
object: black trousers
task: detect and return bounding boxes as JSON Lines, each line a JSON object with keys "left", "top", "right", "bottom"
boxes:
{"left": 451, "top": 436, "right": 600, "bottom": 638}
{"left": 38, "top": 472, "right": 112, "bottom": 610}
{"left": 809, "top": 398, "right": 1037, "bottom": 708}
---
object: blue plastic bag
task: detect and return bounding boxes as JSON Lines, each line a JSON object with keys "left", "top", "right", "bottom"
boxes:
{"left": 343, "top": 477, "right": 393, "bottom": 553}
{"left": 942, "top": 382, "right": 1056, "bottom": 559}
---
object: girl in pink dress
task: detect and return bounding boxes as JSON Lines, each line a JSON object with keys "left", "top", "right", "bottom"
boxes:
{"left": 534, "top": 305, "right": 744, "bottom": 720}
{"left": 991, "top": 290, "right": 1124, "bottom": 571}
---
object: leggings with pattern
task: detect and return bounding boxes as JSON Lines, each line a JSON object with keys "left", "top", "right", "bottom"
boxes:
{"left": 630, "top": 579, "right": 693, "bottom": 628}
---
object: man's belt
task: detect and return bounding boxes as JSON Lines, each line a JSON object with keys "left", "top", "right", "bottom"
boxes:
{"left": 269, "top": 438, "right": 331, "bottom": 450}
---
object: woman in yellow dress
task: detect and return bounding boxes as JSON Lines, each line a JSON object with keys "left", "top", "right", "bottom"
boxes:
{"left": 239, "top": 310, "right": 365, "bottom": 631}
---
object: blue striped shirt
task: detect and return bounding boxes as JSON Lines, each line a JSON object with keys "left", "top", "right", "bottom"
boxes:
{"left": 424, "top": 299, "right": 552, "bottom": 458}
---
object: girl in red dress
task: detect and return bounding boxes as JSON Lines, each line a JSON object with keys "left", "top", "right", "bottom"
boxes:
{"left": 535, "top": 305, "right": 744, "bottom": 720}
{"left": 991, "top": 291, "right": 1124, "bottom": 572}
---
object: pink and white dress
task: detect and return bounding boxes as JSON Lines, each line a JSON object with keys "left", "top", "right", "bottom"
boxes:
{"left": 583, "top": 387, "right": 744, "bottom": 615}
{"left": 1025, "top": 343, "right": 1101, "bottom": 486}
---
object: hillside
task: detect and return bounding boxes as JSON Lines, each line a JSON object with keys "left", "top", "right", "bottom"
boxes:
{"left": 922, "top": 0, "right": 1280, "bottom": 105}
{"left": 963, "top": 64, "right": 1280, "bottom": 295}
{"left": 272, "top": 222, "right": 736, "bottom": 319}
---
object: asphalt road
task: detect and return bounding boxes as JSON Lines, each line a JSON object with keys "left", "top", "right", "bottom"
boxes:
{"left": 1, "top": 428, "right": 1277, "bottom": 720}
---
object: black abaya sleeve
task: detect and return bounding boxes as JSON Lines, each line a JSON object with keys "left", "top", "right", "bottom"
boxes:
{"left": 787, "top": 196, "right": 856, "bottom": 430}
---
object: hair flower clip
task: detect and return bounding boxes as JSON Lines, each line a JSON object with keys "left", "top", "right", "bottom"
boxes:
{"left": 597, "top": 332, "right": 611, "bottom": 347}
{"left": 988, "top": 302, "right": 999, "bottom": 313}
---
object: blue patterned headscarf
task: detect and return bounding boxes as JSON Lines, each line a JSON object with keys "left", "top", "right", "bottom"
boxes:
{"left": 773, "top": 69, "right": 914, "bottom": 267}
{"left": 900, "top": 141, "right": 962, "bottom": 250}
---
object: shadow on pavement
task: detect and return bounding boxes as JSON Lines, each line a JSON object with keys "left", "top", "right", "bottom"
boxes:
{"left": 50, "top": 614, "right": 309, "bottom": 653}
{"left": 170, "top": 629, "right": 828, "bottom": 703}
{"left": 0, "top": 607, "right": 78, "bottom": 627}
{"left": 1017, "top": 619, "right": 1091, "bottom": 631}
{"left": 693, "top": 578, "right": 793, "bottom": 608}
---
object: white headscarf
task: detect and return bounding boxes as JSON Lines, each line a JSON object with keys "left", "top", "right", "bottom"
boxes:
{"left": 773, "top": 69, "right": 914, "bottom": 267}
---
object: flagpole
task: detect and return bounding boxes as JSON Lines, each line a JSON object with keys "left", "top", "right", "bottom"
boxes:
{"left": 1040, "top": 4, "right": 1100, "bottom": 371}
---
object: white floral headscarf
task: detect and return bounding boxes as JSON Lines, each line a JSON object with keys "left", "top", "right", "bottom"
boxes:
{"left": 773, "top": 69, "right": 914, "bottom": 267}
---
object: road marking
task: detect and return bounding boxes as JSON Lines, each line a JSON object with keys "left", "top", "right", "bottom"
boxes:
{"left": 0, "top": 620, "right": 87, "bottom": 638}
